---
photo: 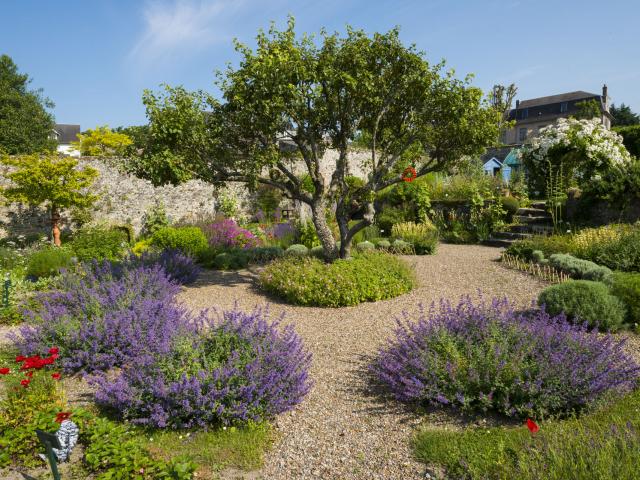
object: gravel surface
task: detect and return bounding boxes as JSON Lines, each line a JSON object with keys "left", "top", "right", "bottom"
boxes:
{"left": 179, "top": 244, "right": 549, "bottom": 480}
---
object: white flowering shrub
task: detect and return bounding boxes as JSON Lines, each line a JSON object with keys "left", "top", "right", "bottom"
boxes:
{"left": 518, "top": 118, "right": 632, "bottom": 195}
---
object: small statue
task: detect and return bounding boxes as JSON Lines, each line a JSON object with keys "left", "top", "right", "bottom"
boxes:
{"left": 39, "top": 412, "right": 79, "bottom": 463}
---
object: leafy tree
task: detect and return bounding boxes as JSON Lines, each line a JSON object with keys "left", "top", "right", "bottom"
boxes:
{"left": 142, "top": 20, "right": 500, "bottom": 258}
{"left": 0, "top": 153, "right": 98, "bottom": 245}
{"left": 610, "top": 103, "right": 640, "bottom": 126}
{"left": 0, "top": 55, "right": 56, "bottom": 154}
{"left": 489, "top": 83, "right": 517, "bottom": 138}
{"left": 614, "top": 125, "right": 640, "bottom": 158}
{"left": 73, "top": 125, "right": 133, "bottom": 156}
{"left": 574, "top": 99, "right": 602, "bottom": 120}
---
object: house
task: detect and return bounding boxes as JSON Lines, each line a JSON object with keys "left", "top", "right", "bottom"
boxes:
{"left": 481, "top": 146, "right": 522, "bottom": 182}
{"left": 502, "top": 85, "right": 612, "bottom": 145}
{"left": 51, "top": 124, "right": 81, "bottom": 157}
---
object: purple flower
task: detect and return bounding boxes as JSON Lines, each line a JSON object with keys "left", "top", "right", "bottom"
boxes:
{"left": 371, "top": 296, "right": 640, "bottom": 418}
{"left": 203, "top": 219, "right": 261, "bottom": 249}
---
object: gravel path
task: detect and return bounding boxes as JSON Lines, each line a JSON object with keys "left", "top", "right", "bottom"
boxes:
{"left": 179, "top": 244, "right": 548, "bottom": 480}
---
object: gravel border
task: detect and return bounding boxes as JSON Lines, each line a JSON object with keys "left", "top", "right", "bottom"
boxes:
{"left": 179, "top": 244, "right": 549, "bottom": 479}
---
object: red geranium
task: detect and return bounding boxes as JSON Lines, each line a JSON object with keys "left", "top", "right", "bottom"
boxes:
{"left": 0, "top": 368, "right": 9, "bottom": 375}
{"left": 55, "top": 412, "right": 72, "bottom": 423}
{"left": 52, "top": 373, "right": 61, "bottom": 380}
{"left": 526, "top": 418, "right": 540, "bottom": 435}
{"left": 25, "top": 371, "right": 33, "bottom": 378}
{"left": 20, "top": 379, "right": 30, "bottom": 387}
{"left": 15, "top": 355, "right": 25, "bottom": 362}
{"left": 49, "top": 347, "right": 59, "bottom": 355}
{"left": 402, "top": 166, "right": 417, "bottom": 182}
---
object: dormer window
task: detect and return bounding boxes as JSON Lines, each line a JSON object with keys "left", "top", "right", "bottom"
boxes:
{"left": 560, "top": 102, "right": 568, "bottom": 113}
{"left": 520, "top": 108, "right": 528, "bottom": 119}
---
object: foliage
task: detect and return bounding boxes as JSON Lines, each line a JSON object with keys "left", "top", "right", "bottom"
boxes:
{"left": 141, "top": 201, "right": 170, "bottom": 238}
{"left": 378, "top": 180, "right": 432, "bottom": 224}
{"left": 538, "top": 280, "right": 627, "bottom": 331}
{"left": 356, "top": 241, "right": 375, "bottom": 251}
{"left": 610, "top": 103, "right": 640, "bottom": 127}
{"left": 390, "top": 239, "right": 414, "bottom": 254}
{"left": 391, "top": 221, "right": 438, "bottom": 254}
{"left": 547, "top": 253, "right": 612, "bottom": 281}
{"left": 16, "top": 261, "right": 197, "bottom": 374}
{"left": 285, "top": 244, "right": 310, "bottom": 257}
{"left": 212, "top": 250, "right": 250, "bottom": 270}
{"left": 609, "top": 272, "right": 640, "bottom": 324}
{"left": 0, "top": 347, "right": 65, "bottom": 467}
{"left": 613, "top": 124, "right": 640, "bottom": 158}
{"left": 499, "top": 196, "right": 519, "bottom": 221}
{"left": 260, "top": 252, "right": 415, "bottom": 307}
{"left": 375, "top": 205, "right": 413, "bottom": 235}
{"left": 0, "top": 153, "right": 98, "bottom": 245}
{"left": 294, "top": 219, "right": 320, "bottom": 248}
{"left": 93, "top": 307, "right": 312, "bottom": 429}
{"left": 573, "top": 223, "right": 640, "bottom": 272}
{"left": 372, "top": 296, "right": 638, "bottom": 418}
{"left": 518, "top": 118, "right": 632, "bottom": 196}
{"left": 142, "top": 20, "right": 500, "bottom": 259}
{"left": 72, "top": 125, "right": 133, "bottom": 156}
{"left": 0, "top": 55, "right": 56, "bottom": 154}
{"left": 202, "top": 218, "right": 261, "bottom": 250}
{"left": 69, "top": 225, "right": 130, "bottom": 261}
{"left": 151, "top": 226, "right": 208, "bottom": 258}
{"left": 574, "top": 99, "right": 602, "bottom": 120}
{"left": 25, "top": 246, "right": 73, "bottom": 279}
{"left": 414, "top": 388, "right": 640, "bottom": 480}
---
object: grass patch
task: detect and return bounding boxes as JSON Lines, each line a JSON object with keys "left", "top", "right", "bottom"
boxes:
{"left": 414, "top": 389, "right": 640, "bottom": 480}
{"left": 140, "top": 423, "right": 272, "bottom": 478}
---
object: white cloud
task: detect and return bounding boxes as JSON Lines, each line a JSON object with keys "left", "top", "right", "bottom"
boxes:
{"left": 129, "top": 0, "right": 241, "bottom": 65}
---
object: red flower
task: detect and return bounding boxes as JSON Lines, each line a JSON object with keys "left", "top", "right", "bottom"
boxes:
{"left": 20, "top": 378, "right": 30, "bottom": 387}
{"left": 48, "top": 347, "right": 59, "bottom": 355}
{"left": 55, "top": 412, "right": 72, "bottom": 423}
{"left": 52, "top": 373, "right": 61, "bottom": 380}
{"left": 42, "top": 356, "right": 55, "bottom": 365}
{"left": 15, "top": 355, "right": 26, "bottom": 362}
{"left": 50, "top": 353, "right": 59, "bottom": 360}
{"left": 25, "top": 371, "right": 33, "bottom": 377}
{"left": 0, "top": 368, "right": 9, "bottom": 375}
{"left": 401, "top": 166, "right": 417, "bottom": 182}
{"left": 526, "top": 418, "right": 540, "bottom": 434}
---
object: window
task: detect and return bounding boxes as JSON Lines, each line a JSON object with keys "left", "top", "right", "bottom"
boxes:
{"left": 560, "top": 102, "right": 568, "bottom": 113}
{"left": 519, "top": 128, "right": 527, "bottom": 142}
{"left": 521, "top": 108, "right": 529, "bottom": 119}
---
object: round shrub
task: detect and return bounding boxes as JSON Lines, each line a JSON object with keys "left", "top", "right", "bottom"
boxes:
{"left": 16, "top": 261, "right": 197, "bottom": 374}
{"left": 372, "top": 296, "right": 639, "bottom": 419}
{"left": 285, "top": 244, "right": 309, "bottom": 257}
{"left": 247, "top": 246, "right": 284, "bottom": 264}
{"left": 150, "top": 226, "right": 208, "bottom": 258}
{"left": 538, "top": 280, "right": 627, "bottom": 331}
{"left": 376, "top": 239, "right": 391, "bottom": 250}
{"left": 69, "top": 226, "right": 130, "bottom": 262}
{"left": 391, "top": 239, "right": 414, "bottom": 254}
{"left": 356, "top": 241, "right": 375, "bottom": 251}
{"left": 548, "top": 253, "right": 612, "bottom": 282}
{"left": 609, "top": 272, "right": 640, "bottom": 324}
{"left": 213, "top": 251, "right": 249, "bottom": 270}
{"left": 531, "top": 250, "right": 545, "bottom": 263}
{"left": 260, "top": 252, "right": 415, "bottom": 307}
{"left": 499, "top": 196, "right": 520, "bottom": 221}
{"left": 93, "top": 307, "right": 312, "bottom": 428}
{"left": 310, "top": 245, "right": 325, "bottom": 259}
{"left": 25, "top": 247, "right": 73, "bottom": 279}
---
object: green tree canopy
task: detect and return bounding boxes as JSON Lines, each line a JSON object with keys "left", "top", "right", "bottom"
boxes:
{"left": 0, "top": 153, "right": 98, "bottom": 245}
{"left": 610, "top": 103, "right": 640, "bottom": 126}
{"left": 73, "top": 125, "right": 133, "bottom": 156}
{"left": 0, "top": 55, "right": 56, "bottom": 154}
{"left": 141, "top": 20, "right": 500, "bottom": 258}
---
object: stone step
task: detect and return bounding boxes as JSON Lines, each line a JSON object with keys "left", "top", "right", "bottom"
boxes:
{"left": 509, "top": 224, "right": 555, "bottom": 235}
{"left": 491, "top": 231, "right": 532, "bottom": 240}
{"left": 514, "top": 215, "right": 553, "bottom": 225}
{"left": 530, "top": 201, "right": 547, "bottom": 209}
{"left": 516, "top": 207, "right": 550, "bottom": 217}
{"left": 482, "top": 238, "right": 515, "bottom": 248}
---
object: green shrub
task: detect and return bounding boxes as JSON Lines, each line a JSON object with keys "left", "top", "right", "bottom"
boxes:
{"left": 351, "top": 223, "right": 381, "bottom": 244}
{"left": 375, "top": 206, "right": 413, "bottom": 235}
{"left": 499, "top": 196, "right": 520, "bottom": 221}
{"left": 391, "top": 239, "right": 414, "bottom": 254}
{"left": 585, "top": 227, "right": 640, "bottom": 272}
{"left": 609, "top": 272, "right": 640, "bottom": 324}
{"left": 356, "top": 241, "right": 375, "bottom": 251}
{"left": 295, "top": 220, "right": 319, "bottom": 248}
{"left": 247, "top": 246, "right": 284, "bottom": 264}
{"left": 310, "top": 245, "right": 325, "bottom": 258}
{"left": 69, "top": 226, "right": 130, "bottom": 261}
{"left": 531, "top": 250, "right": 545, "bottom": 263}
{"left": 151, "top": 226, "right": 208, "bottom": 257}
{"left": 391, "top": 221, "right": 438, "bottom": 255}
{"left": 140, "top": 201, "right": 169, "bottom": 237}
{"left": 375, "top": 239, "right": 391, "bottom": 250}
{"left": 506, "top": 235, "right": 576, "bottom": 260}
{"left": 285, "top": 244, "right": 309, "bottom": 257}
{"left": 25, "top": 247, "right": 73, "bottom": 279}
{"left": 213, "top": 251, "right": 250, "bottom": 270}
{"left": 538, "top": 280, "right": 627, "bottom": 331}
{"left": 259, "top": 253, "right": 415, "bottom": 307}
{"left": 548, "top": 253, "right": 613, "bottom": 282}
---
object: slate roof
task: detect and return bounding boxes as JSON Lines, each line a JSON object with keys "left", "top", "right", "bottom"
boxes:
{"left": 517, "top": 91, "right": 600, "bottom": 109}
{"left": 52, "top": 124, "right": 81, "bottom": 144}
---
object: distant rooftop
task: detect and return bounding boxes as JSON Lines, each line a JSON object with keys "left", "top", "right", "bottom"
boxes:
{"left": 52, "top": 124, "right": 80, "bottom": 144}
{"left": 518, "top": 91, "right": 600, "bottom": 109}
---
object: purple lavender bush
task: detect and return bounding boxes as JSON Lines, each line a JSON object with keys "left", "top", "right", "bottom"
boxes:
{"left": 372, "top": 296, "right": 640, "bottom": 419}
{"left": 129, "top": 249, "right": 201, "bottom": 285}
{"left": 93, "top": 307, "right": 312, "bottom": 428}
{"left": 203, "top": 219, "right": 261, "bottom": 250}
{"left": 15, "top": 261, "right": 199, "bottom": 374}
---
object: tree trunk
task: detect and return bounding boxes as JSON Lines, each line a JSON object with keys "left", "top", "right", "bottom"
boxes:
{"left": 51, "top": 205, "right": 61, "bottom": 247}
{"left": 311, "top": 199, "right": 337, "bottom": 260}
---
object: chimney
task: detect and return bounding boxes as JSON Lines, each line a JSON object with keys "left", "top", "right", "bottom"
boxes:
{"left": 602, "top": 84, "right": 608, "bottom": 104}
{"left": 515, "top": 99, "right": 520, "bottom": 109}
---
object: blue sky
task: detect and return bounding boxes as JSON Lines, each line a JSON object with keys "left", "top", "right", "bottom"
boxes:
{"left": 2, "top": 0, "right": 639, "bottom": 129}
